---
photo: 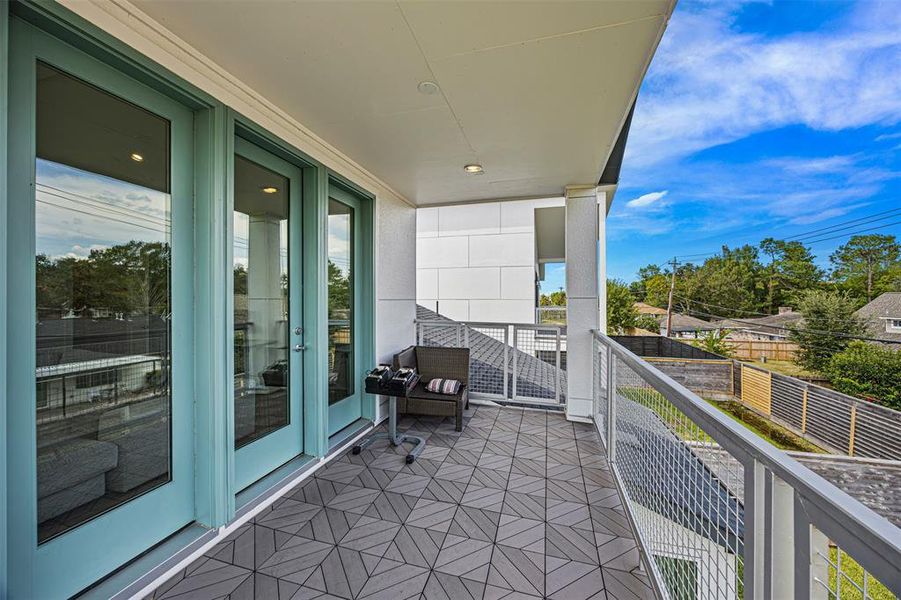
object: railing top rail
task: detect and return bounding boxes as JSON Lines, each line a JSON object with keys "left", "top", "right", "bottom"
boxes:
{"left": 593, "top": 329, "right": 901, "bottom": 587}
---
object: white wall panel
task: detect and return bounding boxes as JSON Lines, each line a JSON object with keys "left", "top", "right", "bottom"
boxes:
{"left": 438, "top": 203, "right": 500, "bottom": 237}
{"left": 438, "top": 267, "right": 500, "bottom": 300}
{"left": 469, "top": 299, "right": 533, "bottom": 324}
{"left": 437, "top": 299, "right": 470, "bottom": 321}
{"left": 417, "top": 268, "right": 438, "bottom": 299}
{"left": 469, "top": 233, "right": 533, "bottom": 267}
{"left": 500, "top": 266, "right": 535, "bottom": 300}
{"left": 416, "top": 207, "right": 439, "bottom": 238}
{"left": 417, "top": 236, "right": 468, "bottom": 268}
{"left": 499, "top": 200, "right": 535, "bottom": 234}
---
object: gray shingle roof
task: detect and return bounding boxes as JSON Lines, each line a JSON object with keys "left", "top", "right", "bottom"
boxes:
{"left": 855, "top": 292, "right": 901, "bottom": 345}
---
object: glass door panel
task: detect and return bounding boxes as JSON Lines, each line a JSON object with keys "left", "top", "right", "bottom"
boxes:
{"left": 7, "top": 20, "right": 195, "bottom": 596}
{"left": 233, "top": 140, "right": 304, "bottom": 491}
{"left": 327, "top": 188, "right": 363, "bottom": 435}
{"left": 34, "top": 63, "right": 177, "bottom": 543}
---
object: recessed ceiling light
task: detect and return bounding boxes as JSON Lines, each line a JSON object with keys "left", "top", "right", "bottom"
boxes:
{"left": 463, "top": 164, "right": 483, "bottom": 174}
{"left": 130, "top": 153, "right": 144, "bottom": 163}
{"left": 417, "top": 81, "right": 440, "bottom": 95}
{"left": 261, "top": 186, "right": 278, "bottom": 194}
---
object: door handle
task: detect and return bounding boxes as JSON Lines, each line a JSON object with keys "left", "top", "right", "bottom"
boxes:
{"left": 293, "top": 344, "right": 307, "bottom": 352}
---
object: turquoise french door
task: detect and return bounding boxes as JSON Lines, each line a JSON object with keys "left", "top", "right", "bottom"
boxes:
{"left": 6, "top": 17, "right": 195, "bottom": 598}
{"left": 327, "top": 184, "right": 365, "bottom": 435}
{"left": 233, "top": 138, "right": 305, "bottom": 491}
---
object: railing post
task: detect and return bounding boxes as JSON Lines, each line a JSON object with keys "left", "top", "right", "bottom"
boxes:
{"left": 744, "top": 459, "right": 766, "bottom": 600}
{"left": 554, "top": 327, "right": 561, "bottom": 404}
{"left": 771, "top": 476, "right": 796, "bottom": 598}
{"left": 794, "top": 493, "right": 812, "bottom": 600}
{"left": 605, "top": 344, "right": 616, "bottom": 462}
{"left": 502, "top": 326, "right": 509, "bottom": 400}
{"left": 512, "top": 326, "right": 518, "bottom": 401}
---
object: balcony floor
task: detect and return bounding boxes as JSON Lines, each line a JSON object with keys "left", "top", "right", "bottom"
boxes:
{"left": 148, "top": 406, "right": 654, "bottom": 600}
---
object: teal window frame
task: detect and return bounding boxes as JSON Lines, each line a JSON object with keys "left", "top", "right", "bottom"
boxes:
{"left": 1, "top": 1, "right": 379, "bottom": 596}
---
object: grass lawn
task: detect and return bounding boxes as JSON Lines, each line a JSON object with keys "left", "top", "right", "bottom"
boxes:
{"left": 829, "top": 547, "right": 894, "bottom": 600}
{"left": 746, "top": 359, "right": 822, "bottom": 380}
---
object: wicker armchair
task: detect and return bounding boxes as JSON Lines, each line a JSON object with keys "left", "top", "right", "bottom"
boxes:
{"left": 392, "top": 345, "right": 470, "bottom": 431}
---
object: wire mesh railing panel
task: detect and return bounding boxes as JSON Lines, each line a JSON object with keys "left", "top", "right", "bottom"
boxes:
{"left": 594, "top": 331, "right": 901, "bottom": 600}
{"left": 593, "top": 335, "right": 608, "bottom": 433}
{"left": 814, "top": 536, "right": 897, "bottom": 600}
{"left": 513, "top": 325, "right": 564, "bottom": 403}
{"left": 612, "top": 354, "right": 745, "bottom": 600}
{"left": 468, "top": 325, "right": 508, "bottom": 399}
{"left": 415, "top": 320, "right": 565, "bottom": 403}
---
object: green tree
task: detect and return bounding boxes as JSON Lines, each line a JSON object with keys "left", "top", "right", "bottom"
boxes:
{"left": 635, "top": 314, "right": 661, "bottom": 333}
{"left": 539, "top": 290, "right": 567, "bottom": 306}
{"left": 607, "top": 279, "right": 639, "bottom": 334}
{"left": 687, "top": 245, "right": 765, "bottom": 317}
{"left": 789, "top": 290, "right": 865, "bottom": 372}
{"left": 830, "top": 234, "right": 900, "bottom": 303}
{"left": 824, "top": 341, "right": 901, "bottom": 410}
{"left": 759, "top": 238, "right": 822, "bottom": 311}
{"left": 327, "top": 259, "right": 351, "bottom": 319}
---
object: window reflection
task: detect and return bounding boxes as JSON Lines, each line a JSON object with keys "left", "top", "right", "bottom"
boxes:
{"left": 233, "top": 154, "right": 291, "bottom": 448}
{"left": 328, "top": 199, "right": 354, "bottom": 404}
{"left": 34, "top": 63, "right": 172, "bottom": 542}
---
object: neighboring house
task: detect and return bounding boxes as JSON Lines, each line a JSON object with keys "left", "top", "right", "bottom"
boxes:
{"left": 660, "top": 313, "right": 720, "bottom": 338}
{"left": 634, "top": 301, "right": 667, "bottom": 317}
{"left": 856, "top": 292, "right": 901, "bottom": 346}
{"left": 715, "top": 307, "right": 803, "bottom": 341}
{"left": 416, "top": 197, "right": 566, "bottom": 324}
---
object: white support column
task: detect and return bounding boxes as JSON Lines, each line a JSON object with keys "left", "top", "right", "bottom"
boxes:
{"left": 564, "top": 185, "right": 605, "bottom": 421}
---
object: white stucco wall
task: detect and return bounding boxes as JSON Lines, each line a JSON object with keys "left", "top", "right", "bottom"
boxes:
{"left": 416, "top": 198, "right": 564, "bottom": 324}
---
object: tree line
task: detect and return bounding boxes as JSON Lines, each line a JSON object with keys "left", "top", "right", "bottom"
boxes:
{"left": 629, "top": 234, "right": 900, "bottom": 317}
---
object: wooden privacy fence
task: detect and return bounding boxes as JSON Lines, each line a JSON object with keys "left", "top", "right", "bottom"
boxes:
{"left": 725, "top": 339, "right": 798, "bottom": 361}
{"left": 739, "top": 363, "right": 901, "bottom": 460}
{"left": 645, "top": 357, "right": 733, "bottom": 398}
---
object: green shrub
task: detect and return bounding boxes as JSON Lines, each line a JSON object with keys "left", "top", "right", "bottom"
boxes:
{"left": 824, "top": 341, "right": 901, "bottom": 410}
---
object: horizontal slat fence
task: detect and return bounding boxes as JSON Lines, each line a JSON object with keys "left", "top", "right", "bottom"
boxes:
{"left": 740, "top": 363, "right": 901, "bottom": 460}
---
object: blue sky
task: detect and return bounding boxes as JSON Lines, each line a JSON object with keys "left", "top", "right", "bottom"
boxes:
{"left": 602, "top": 0, "right": 901, "bottom": 283}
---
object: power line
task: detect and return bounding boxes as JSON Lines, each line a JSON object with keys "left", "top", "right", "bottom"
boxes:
{"left": 785, "top": 207, "right": 901, "bottom": 241}
{"left": 799, "top": 220, "right": 901, "bottom": 246}
{"left": 669, "top": 207, "right": 901, "bottom": 264}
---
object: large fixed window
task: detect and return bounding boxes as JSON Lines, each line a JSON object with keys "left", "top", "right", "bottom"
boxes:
{"left": 34, "top": 62, "right": 173, "bottom": 542}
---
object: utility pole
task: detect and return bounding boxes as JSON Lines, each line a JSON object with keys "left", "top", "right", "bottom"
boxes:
{"left": 665, "top": 257, "right": 677, "bottom": 338}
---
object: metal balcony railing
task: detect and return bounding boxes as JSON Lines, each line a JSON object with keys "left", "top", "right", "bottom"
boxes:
{"left": 592, "top": 330, "right": 901, "bottom": 600}
{"left": 415, "top": 319, "right": 566, "bottom": 405}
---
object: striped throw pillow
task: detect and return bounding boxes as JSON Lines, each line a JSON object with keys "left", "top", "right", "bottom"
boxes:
{"left": 426, "top": 378, "right": 461, "bottom": 395}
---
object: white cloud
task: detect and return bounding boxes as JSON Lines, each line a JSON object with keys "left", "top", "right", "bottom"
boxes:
{"left": 626, "top": 1, "right": 901, "bottom": 170}
{"left": 626, "top": 190, "right": 669, "bottom": 208}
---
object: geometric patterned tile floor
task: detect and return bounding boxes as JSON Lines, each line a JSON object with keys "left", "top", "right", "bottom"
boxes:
{"left": 147, "top": 405, "right": 656, "bottom": 600}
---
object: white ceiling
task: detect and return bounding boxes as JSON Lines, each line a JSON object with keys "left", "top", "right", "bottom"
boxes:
{"left": 133, "top": 0, "right": 672, "bottom": 206}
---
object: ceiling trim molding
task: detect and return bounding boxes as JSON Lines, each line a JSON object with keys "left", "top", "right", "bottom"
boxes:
{"left": 58, "top": 0, "right": 416, "bottom": 209}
